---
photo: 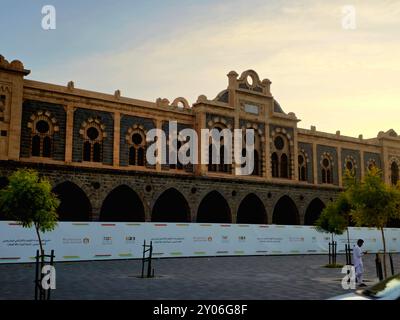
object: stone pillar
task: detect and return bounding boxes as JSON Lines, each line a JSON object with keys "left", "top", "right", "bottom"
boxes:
{"left": 313, "top": 143, "right": 318, "bottom": 184}
{"left": 337, "top": 147, "right": 343, "bottom": 187}
{"left": 113, "top": 111, "right": 120, "bottom": 167}
{"left": 64, "top": 104, "right": 75, "bottom": 163}
{"left": 7, "top": 75, "right": 26, "bottom": 160}
{"left": 360, "top": 150, "right": 365, "bottom": 180}
{"left": 155, "top": 118, "right": 162, "bottom": 172}
{"left": 382, "top": 144, "right": 390, "bottom": 184}
{"left": 265, "top": 122, "right": 271, "bottom": 180}
{"left": 293, "top": 129, "right": 299, "bottom": 181}
{"left": 196, "top": 110, "right": 207, "bottom": 176}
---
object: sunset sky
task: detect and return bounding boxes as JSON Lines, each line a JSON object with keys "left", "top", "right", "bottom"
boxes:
{"left": 1, "top": 0, "right": 399, "bottom": 138}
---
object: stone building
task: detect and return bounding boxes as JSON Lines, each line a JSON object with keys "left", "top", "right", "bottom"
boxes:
{"left": 0, "top": 54, "right": 399, "bottom": 225}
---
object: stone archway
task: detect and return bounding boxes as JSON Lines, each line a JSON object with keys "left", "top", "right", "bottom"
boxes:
{"left": 52, "top": 181, "right": 92, "bottom": 221}
{"left": 237, "top": 193, "right": 267, "bottom": 224}
{"left": 272, "top": 195, "right": 299, "bottom": 225}
{"left": 304, "top": 198, "right": 325, "bottom": 226}
{"left": 100, "top": 185, "right": 145, "bottom": 222}
{"left": 197, "top": 191, "right": 231, "bottom": 223}
{"left": 152, "top": 188, "right": 190, "bottom": 222}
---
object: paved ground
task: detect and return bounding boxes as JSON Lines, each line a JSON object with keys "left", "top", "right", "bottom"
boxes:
{"left": 0, "top": 254, "right": 399, "bottom": 300}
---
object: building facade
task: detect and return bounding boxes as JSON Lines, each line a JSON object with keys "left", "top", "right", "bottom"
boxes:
{"left": 0, "top": 55, "right": 399, "bottom": 225}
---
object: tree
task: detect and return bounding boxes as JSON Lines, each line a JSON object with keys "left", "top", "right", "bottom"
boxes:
{"left": 348, "top": 167, "right": 400, "bottom": 278}
{"left": 315, "top": 170, "right": 355, "bottom": 243}
{"left": 0, "top": 169, "right": 59, "bottom": 254}
{"left": 315, "top": 195, "right": 348, "bottom": 240}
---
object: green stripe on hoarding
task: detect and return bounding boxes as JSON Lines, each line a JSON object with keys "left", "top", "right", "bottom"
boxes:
{"left": 118, "top": 253, "right": 133, "bottom": 257}
{"left": 234, "top": 251, "right": 244, "bottom": 254}
{"left": 216, "top": 251, "right": 228, "bottom": 254}
{"left": 153, "top": 253, "right": 164, "bottom": 256}
{"left": 275, "top": 226, "right": 285, "bottom": 228}
{"left": 272, "top": 251, "right": 282, "bottom": 254}
{"left": 125, "top": 223, "right": 141, "bottom": 226}
{"left": 176, "top": 224, "right": 189, "bottom": 227}
{"left": 291, "top": 250, "right": 300, "bottom": 253}
{"left": 170, "top": 252, "right": 182, "bottom": 256}
{"left": 72, "top": 223, "right": 89, "bottom": 226}
{"left": 238, "top": 225, "right": 249, "bottom": 227}
{"left": 200, "top": 224, "right": 212, "bottom": 227}
{"left": 194, "top": 252, "right": 206, "bottom": 255}
{"left": 63, "top": 256, "right": 80, "bottom": 259}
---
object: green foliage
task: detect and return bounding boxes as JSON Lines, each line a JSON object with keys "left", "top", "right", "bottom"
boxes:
{"left": 0, "top": 169, "right": 59, "bottom": 233}
{"left": 315, "top": 192, "right": 352, "bottom": 235}
{"left": 348, "top": 167, "right": 400, "bottom": 228}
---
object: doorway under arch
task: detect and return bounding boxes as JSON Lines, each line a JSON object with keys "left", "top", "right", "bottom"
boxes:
{"left": 304, "top": 198, "right": 326, "bottom": 226}
{"left": 100, "top": 185, "right": 145, "bottom": 222}
{"left": 197, "top": 191, "right": 231, "bottom": 223}
{"left": 151, "top": 188, "right": 190, "bottom": 222}
{"left": 237, "top": 193, "right": 267, "bottom": 224}
{"left": 52, "top": 181, "right": 92, "bottom": 221}
{"left": 272, "top": 195, "right": 299, "bottom": 225}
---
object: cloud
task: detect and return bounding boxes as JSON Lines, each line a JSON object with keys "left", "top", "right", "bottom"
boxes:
{"left": 31, "top": 0, "right": 400, "bottom": 138}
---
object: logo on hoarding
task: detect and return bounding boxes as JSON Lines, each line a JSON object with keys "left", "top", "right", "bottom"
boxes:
{"left": 208, "top": 236, "right": 213, "bottom": 242}
{"left": 102, "top": 236, "right": 112, "bottom": 245}
{"left": 83, "top": 238, "right": 90, "bottom": 244}
{"left": 125, "top": 236, "right": 136, "bottom": 244}
{"left": 238, "top": 236, "right": 246, "bottom": 242}
{"left": 221, "top": 235, "right": 229, "bottom": 243}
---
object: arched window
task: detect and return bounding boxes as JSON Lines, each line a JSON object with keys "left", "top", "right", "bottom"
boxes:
{"left": 81, "top": 119, "right": 105, "bottom": 163}
{"left": 32, "top": 135, "right": 41, "bottom": 157}
{"left": 42, "top": 136, "right": 52, "bottom": 157}
{"left": 208, "top": 125, "right": 231, "bottom": 173}
{"left": 344, "top": 156, "right": 357, "bottom": 177}
{"left": 271, "top": 153, "right": 279, "bottom": 177}
{"left": 28, "top": 112, "right": 58, "bottom": 158}
{"left": 298, "top": 154, "right": 307, "bottom": 181}
{"left": 208, "top": 144, "right": 217, "bottom": 172}
{"left": 321, "top": 156, "right": 333, "bottom": 184}
{"left": 253, "top": 150, "right": 260, "bottom": 176}
{"left": 391, "top": 161, "right": 399, "bottom": 185}
{"left": 270, "top": 133, "right": 291, "bottom": 179}
{"left": 128, "top": 131, "right": 146, "bottom": 166}
{"left": 280, "top": 154, "right": 289, "bottom": 178}
{"left": 170, "top": 140, "right": 184, "bottom": 170}
{"left": 367, "top": 159, "right": 377, "bottom": 171}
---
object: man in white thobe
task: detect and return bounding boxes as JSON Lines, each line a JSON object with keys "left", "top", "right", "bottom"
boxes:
{"left": 353, "top": 239, "right": 366, "bottom": 287}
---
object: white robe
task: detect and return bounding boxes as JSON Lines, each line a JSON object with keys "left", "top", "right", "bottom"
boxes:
{"left": 353, "top": 245, "right": 364, "bottom": 283}
{"left": 353, "top": 245, "right": 363, "bottom": 267}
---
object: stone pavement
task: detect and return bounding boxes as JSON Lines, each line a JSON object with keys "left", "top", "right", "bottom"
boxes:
{"left": 0, "top": 254, "right": 398, "bottom": 300}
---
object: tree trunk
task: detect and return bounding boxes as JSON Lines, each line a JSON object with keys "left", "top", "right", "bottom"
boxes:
{"left": 35, "top": 224, "right": 44, "bottom": 256}
{"left": 380, "top": 227, "right": 387, "bottom": 279}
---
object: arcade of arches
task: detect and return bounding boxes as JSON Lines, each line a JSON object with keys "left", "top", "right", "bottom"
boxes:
{"left": 0, "top": 177, "right": 329, "bottom": 226}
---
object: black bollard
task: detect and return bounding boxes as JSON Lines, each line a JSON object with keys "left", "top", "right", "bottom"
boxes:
{"left": 389, "top": 253, "right": 395, "bottom": 276}
{"left": 375, "top": 253, "right": 383, "bottom": 281}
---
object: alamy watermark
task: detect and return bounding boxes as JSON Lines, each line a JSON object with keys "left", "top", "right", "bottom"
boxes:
{"left": 341, "top": 5, "right": 356, "bottom": 30}
{"left": 41, "top": 265, "right": 56, "bottom": 290}
{"left": 41, "top": 5, "right": 56, "bottom": 30}
{"left": 146, "top": 121, "right": 255, "bottom": 176}
{"left": 341, "top": 265, "right": 356, "bottom": 289}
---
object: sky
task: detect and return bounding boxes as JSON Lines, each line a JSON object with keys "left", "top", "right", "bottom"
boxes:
{"left": 1, "top": 0, "right": 399, "bottom": 138}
